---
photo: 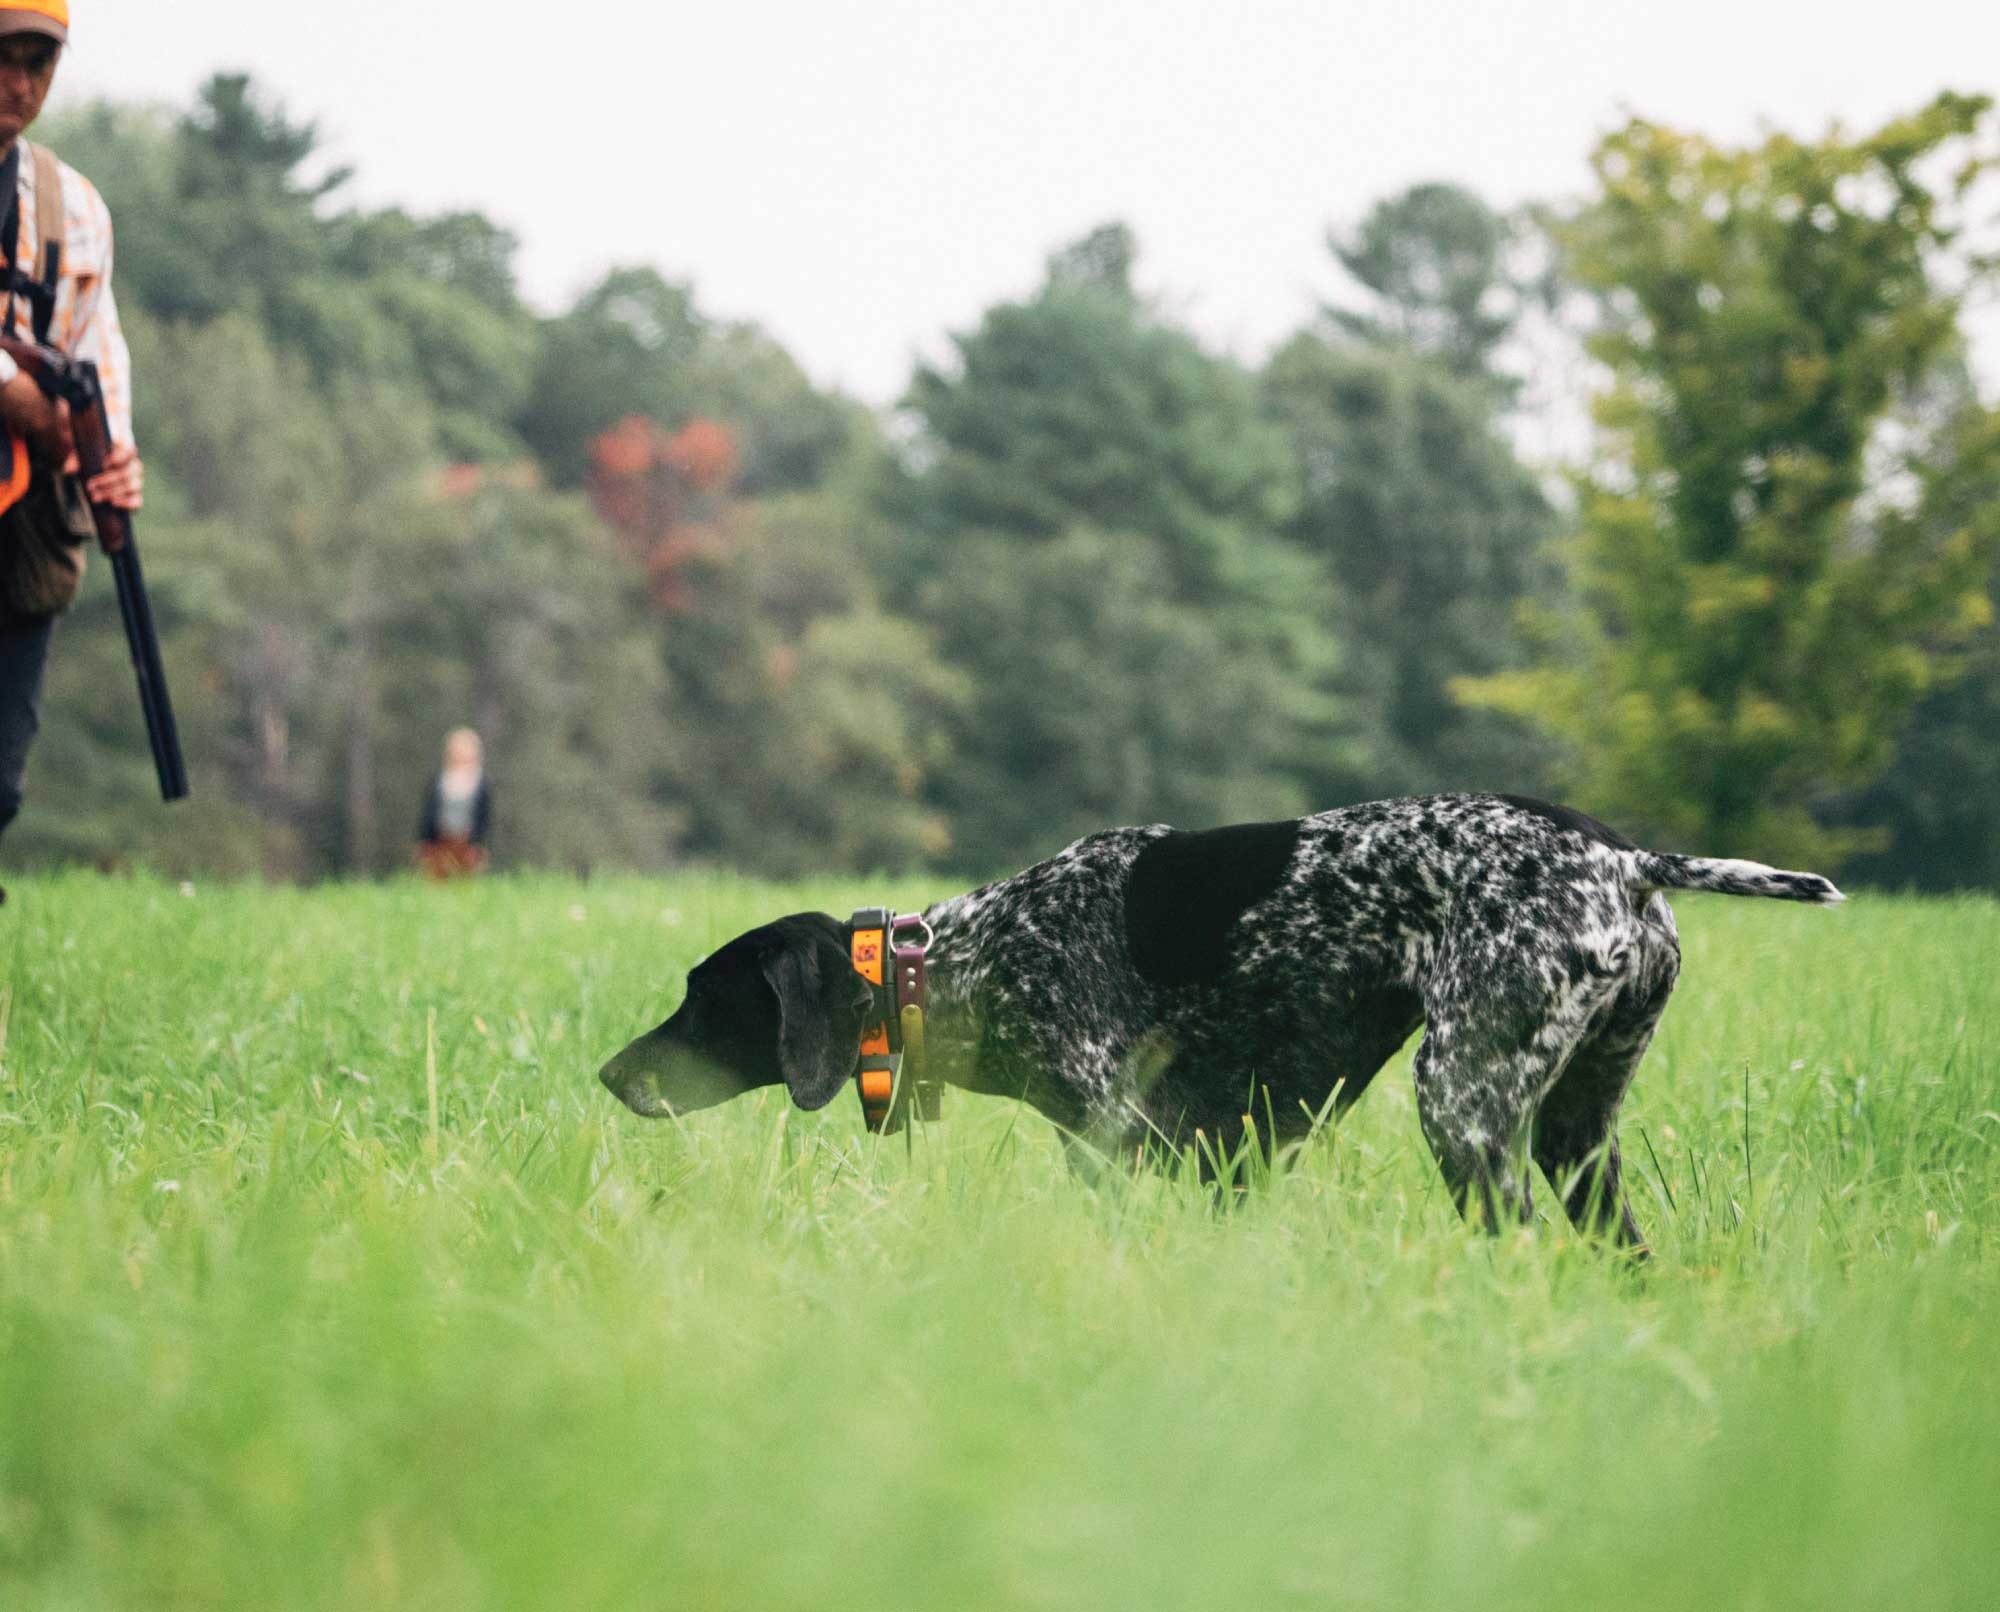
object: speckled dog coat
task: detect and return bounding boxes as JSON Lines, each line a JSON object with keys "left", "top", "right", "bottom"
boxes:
{"left": 601, "top": 794, "right": 1843, "bottom": 1250}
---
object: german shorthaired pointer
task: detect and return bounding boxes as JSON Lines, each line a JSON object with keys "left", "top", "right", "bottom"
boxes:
{"left": 601, "top": 794, "right": 1842, "bottom": 1249}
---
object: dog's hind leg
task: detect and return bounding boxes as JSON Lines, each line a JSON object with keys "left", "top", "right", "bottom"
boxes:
{"left": 1412, "top": 952, "right": 1615, "bottom": 1234}
{"left": 1532, "top": 919, "right": 1679, "bottom": 1254}
{"left": 1413, "top": 1038, "right": 1544, "bottom": 1232}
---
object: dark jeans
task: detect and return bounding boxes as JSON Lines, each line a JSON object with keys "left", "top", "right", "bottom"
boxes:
{"left": 0, "top": 613, "right": 53, "bottom": 841}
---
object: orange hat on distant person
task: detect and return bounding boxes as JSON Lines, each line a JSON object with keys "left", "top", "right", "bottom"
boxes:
{"left": 0, "top": 2, "right": 67, "bottom": 45}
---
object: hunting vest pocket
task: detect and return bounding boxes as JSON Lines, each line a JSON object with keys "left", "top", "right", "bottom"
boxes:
{"left": 0, "top": 445, "right": 94, "bottom": 622}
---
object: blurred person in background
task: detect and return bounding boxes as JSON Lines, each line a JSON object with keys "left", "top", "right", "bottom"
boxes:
{"left": 0, "top": 2, "right": 144, "bottom": 890}
{"left": 416, "top": 728, "right": 492, "bottom": 879}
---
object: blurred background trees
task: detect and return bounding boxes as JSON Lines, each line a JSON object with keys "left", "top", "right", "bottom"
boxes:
{"left": 1264, "top": 182, "right": 1560, "bottom": 804}
{"left": 11, "top": 76, "right": 2000, "bottom": 887}
{"left": 1460, "top": 94, "right": 2000, "bottom": 866}
{"left": 887, "top": 222, "right": 1335, "bottom": 869}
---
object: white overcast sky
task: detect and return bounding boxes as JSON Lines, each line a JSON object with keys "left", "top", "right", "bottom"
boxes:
{"left": 60, "top": 1, "right": 2000, "bottom": 405}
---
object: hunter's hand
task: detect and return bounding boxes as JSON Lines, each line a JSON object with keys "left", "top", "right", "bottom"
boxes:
{"left": 78, "top": 441, "right": 145, "bottom": 512}
{"left": 0, "top": 368, "right": 70, "bottom": 465}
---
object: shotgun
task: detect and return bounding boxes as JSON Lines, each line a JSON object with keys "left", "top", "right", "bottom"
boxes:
{"left": 1, "top": 333, "right": 187, "bottom": 802}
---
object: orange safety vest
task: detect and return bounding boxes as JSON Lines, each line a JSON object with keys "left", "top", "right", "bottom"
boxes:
{"left": 0, "top": 143, "right": 67, "bottom": 521}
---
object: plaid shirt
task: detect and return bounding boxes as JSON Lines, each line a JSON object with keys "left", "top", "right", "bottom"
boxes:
{"left": 0, "top": 141, "right": 134, "bottom": 448}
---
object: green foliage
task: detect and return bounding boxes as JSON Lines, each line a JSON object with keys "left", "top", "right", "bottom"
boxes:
{"left": 1262, "top": 327, "right": 1559, "bottom": 800}
{"left": 1842, "top": 626, "right": 2000, "bottom": 890}
{"left": 691, "top": 322, "right": 874, "bottom": 497}
{"left": 918, "top": 528, "right": 1314, "bottom": 859}
{"left": 338, "top": 208, "right": 525, "bottom": 314}
{"left": 515, "top": 267, "right": 706, "bottom": 484}
{"left": 901, "top": 231, "right": 1299, "bottom": 591}
{"left": 3, "top": 876, "right": 1998, "bottom": 1606}
{"left": 516, "top": 266, "right": 866, "bottom": 494}
{"left": 1463, "top": 94, "right": 2000, "bottom": 865}
{"left": 1327, "top": 181, "right": 1525, "bottom": 387}
{"left": 47, "top": 83, "right": 531, "bottom": 464}
{"left": 1839, "top": 406, "right": 2000, "bottom": 889}
{"left": 894, "top": 224, "right": 1336, "bottom": 866}
{"left": 654, "top": 493, "right": 966, "bottom": 876}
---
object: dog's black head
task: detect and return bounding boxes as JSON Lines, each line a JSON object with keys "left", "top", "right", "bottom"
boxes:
{"left": 599, "top": 913, "right": 875, "bottom": 1119}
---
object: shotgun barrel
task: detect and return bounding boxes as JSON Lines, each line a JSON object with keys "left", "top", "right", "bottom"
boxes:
{"left": 107, "top": 528, "right": 188, "bottom": 801}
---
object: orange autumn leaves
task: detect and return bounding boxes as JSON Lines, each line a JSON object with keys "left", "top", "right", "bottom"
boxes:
{"left": 587, "top": 415, "right": 740, "bottom": 611}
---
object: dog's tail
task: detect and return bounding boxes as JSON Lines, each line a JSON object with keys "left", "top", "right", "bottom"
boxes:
{"left": 1626, "top": 849, "right": 1846, "bottom": 906}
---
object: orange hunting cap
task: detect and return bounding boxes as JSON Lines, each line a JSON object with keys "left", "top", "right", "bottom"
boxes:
{"left": 0, "top": 1, "right": 67, "bottom": 44}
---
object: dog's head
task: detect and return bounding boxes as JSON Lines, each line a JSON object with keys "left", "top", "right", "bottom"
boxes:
{"left": 599, "top": 913, "right": 875, "bottom": 1119}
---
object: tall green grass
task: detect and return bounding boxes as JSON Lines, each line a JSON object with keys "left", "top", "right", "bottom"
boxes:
{"left": 2, "top": 871, "right": 1996, "bottom": 1609}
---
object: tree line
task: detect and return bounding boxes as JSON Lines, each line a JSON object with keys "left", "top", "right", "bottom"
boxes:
{"left": 17, "top": 76, "right": 2000, "bottom": 887}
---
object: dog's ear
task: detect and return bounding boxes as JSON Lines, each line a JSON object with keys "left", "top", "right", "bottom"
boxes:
{"left": 761, "top": 930, "right": 872, "bottom": 1111}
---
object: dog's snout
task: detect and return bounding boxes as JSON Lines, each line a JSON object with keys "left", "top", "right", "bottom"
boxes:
{"left": 598, "top": 1023, "right": 750, "bottom": 1118}
{"left": 598, "top": 1043, "right": 659, "bottom": 1114}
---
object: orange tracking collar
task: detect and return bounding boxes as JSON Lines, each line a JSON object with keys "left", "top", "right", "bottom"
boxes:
{"left": 848, "top": 908, "right": 939, "bottom": 1134}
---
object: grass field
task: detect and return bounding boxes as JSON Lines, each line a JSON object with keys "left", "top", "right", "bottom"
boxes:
{"left": 1, "top": 869, "right": 1996, "bottom": 1610}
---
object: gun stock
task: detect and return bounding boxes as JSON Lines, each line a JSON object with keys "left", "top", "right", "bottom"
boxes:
{"left": 63, "top": 388, "right": 132, "bottom": 555}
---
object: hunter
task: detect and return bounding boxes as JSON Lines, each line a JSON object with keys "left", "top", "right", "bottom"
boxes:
{"left": 0, "top": 0, "right": 142, "bottom": 868}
